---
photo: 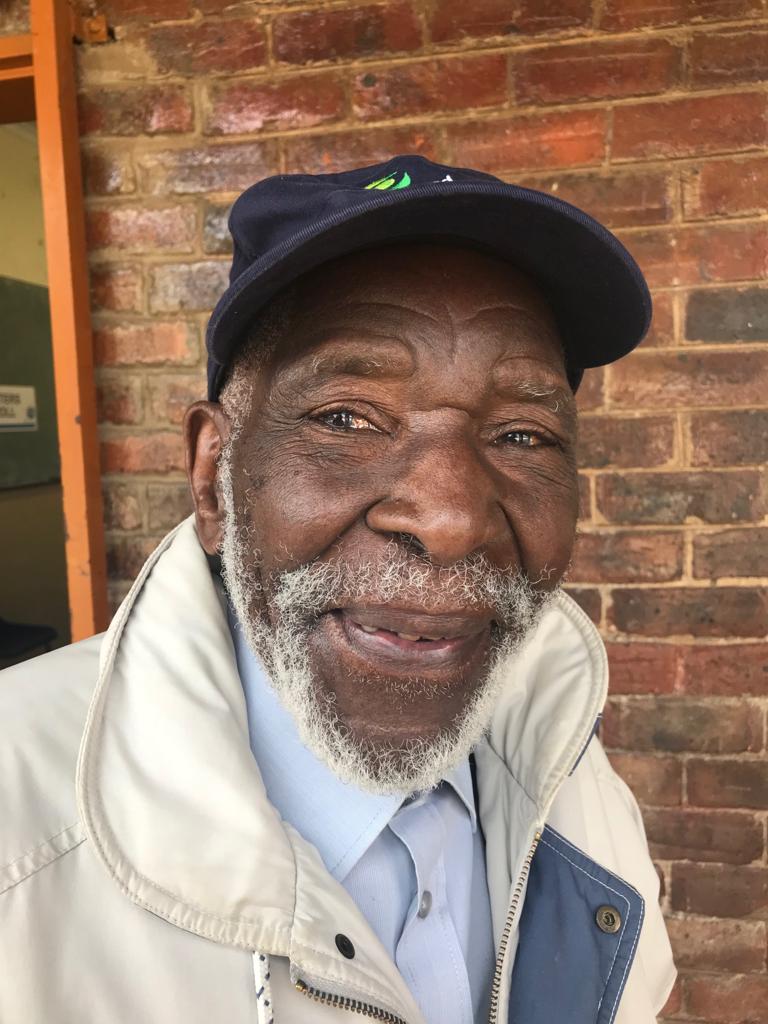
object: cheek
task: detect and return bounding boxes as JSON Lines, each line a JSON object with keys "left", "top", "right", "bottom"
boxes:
{"left": 237, "top": 442, "right": 384, "bottom": 572}
{"left": 499, "top": 464, "right": 579, "bottom": 583}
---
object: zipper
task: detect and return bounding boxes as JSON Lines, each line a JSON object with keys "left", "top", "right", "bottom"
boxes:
{"left": 295, "top": 978, "right": 408, "bottom": 1023}
{"left": 487, "top": 830, "right": 541, "bottom": 1024}
{"left": 295, "top": 828, "right": 542, "bottom": 1024}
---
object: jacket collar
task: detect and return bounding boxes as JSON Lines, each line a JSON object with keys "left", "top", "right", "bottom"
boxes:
{"left": 76, "top": 517, "right": 606, "bottom": 1013}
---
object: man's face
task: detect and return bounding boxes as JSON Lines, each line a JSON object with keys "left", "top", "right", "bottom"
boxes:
{"left": 188, "top": 243, "right": 579, "bottom": 793}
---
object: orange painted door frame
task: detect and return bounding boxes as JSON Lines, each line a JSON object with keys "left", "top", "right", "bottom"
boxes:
{"left": 0, "top": 0, "right": 108, "bottom": 638}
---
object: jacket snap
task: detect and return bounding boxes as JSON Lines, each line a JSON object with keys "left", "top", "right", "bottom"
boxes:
{"left": 595, "top": 905, "right": 622, "bottom": 934}
{"left": 335, "top": 933, "right": 355, "bottom": 959}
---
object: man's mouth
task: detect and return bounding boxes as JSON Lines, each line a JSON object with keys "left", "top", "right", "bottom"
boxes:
{"left": 325, "top": 605, "right": 493, "bottom": 669}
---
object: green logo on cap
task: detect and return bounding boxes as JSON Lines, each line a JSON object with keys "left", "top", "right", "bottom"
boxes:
{"left": 364, "top": 170, "right": 412, "bottom": 191}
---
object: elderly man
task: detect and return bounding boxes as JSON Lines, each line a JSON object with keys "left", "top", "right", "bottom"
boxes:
{"left": 1, "top": 156, "right": 674, "bottom": 1023}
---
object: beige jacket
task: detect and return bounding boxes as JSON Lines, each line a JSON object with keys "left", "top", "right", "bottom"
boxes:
{"left": 0, "top": 517, "right": 675, "bottom": 1023}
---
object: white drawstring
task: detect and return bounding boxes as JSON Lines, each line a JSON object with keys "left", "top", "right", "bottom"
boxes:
{"left": 253, "top": 951, "right": 275, "bottom": 1024}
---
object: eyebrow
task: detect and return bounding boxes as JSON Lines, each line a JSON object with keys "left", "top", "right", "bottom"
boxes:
{"left": 309, "top": 348, "right": 414, "bottom": 380}
{"left": 493, "top": 374, "right": 578, "bottom": 432}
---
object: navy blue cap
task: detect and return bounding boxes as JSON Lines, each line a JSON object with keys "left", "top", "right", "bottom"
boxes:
{"left": 206, "top": 155, "right": 652, "bottom": 399}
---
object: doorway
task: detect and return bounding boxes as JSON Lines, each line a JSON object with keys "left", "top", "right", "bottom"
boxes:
{"left": 0, "top": 2, "right": 107, "bottom": 664}
{"left": 0, "top": 122, "right": 70, "bottom": 664}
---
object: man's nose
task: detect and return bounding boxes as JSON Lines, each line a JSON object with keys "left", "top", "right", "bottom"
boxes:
{"left": 365, "top": 435, "right": 512, "bottom": 566}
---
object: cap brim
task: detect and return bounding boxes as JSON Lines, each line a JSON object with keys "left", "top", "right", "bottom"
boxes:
{"left": 206, "top": 182, "right": 650, "bottom": 399}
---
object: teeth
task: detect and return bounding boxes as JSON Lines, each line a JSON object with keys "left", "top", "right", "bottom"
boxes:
{"left": 359, "top": 624, "right": 377, "bottom": 634}
{"left": 397, "top": 632, "right": 421, "bottom": 641}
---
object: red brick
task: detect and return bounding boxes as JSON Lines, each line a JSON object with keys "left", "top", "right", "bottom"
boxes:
{"left": 273, "top": 3, "right": 421, "bottom": 65}
{"left": 686, "top": 285, "right": 768, "bottom": 342}
{"left": 683, "top": 155, "right": 768, "bottom": 219}
{"left": 599, "top": 0, "right": 761, "bottom": 31}
{"left": 571, "top": 530, "right": 683, "bottom": 583}
{"left": 690, "top": 29, "right": 768, "bottom": 86}
{"left": 147, "top": 482, "right": 194, "bottom": 531}
{"left": 670, "top": 862, "right": 768, "bottom": 918}
{"left": 577, "top": 414, "right": 675, "bottom": 469}
{"left": 139, "top": 141, "right": 278, "bottom": 196}
{"left": 148, "top": 261, "right": 229, "bottom": 314}
{"left": 78, "top": 86, "right": 193, "bottom": 136}
{"left": 144, "top": 18, "right": 266, "bottom": 75}
{"left": 102, "top": 481, "right": 144, "bottom": 532}
{"left": 101, "top": 432, "right": 185, "bottom": 474}
{"left": 515, "top": 39, "right": 682, "bottom": 105}
{"left": 603, "top": 696, "right": 762, "bottom": 753}
{"left": 596, "top": 470, "right": 766, "bottom": 525}
{"left": 517, "top": 170, "right": 673, "bottom": 228}
{"left": 575, "top": 367, "right": 604, "bottom": 410}
{"left": 690, "top": 411, "right": 768, "bottom": 469}
{"left": 644, "top": 807, "right": 763, "bottom": 864}
{"left": 202, "top": 201, "right": 232, "bottom": 255}
{"left": 107, "top": 537, "right": 158, "bottom": 581}
{"left": 99, "top": 0, "right": 192, "bottom": 23}
{"left": 446, "top": 109, "right": 606, "bottom": 173}
{"left": 680, "top": 644, "right": 768, "bottom": 697}
{"left": 429, "top": 0, "right": 591, "bottom": 42}
{"left": 563, "top": 586, "right": 601, "bottom": 624}
{"left": 694, "top": 527, "right": 768, "bottom": 579}
{"left": 685, "top": 974, "right": 768, "bottom": 1024}
{"left": 504, "top": 0, "right": 594, "bottom": 34}
{"left": 90, "top": 264, "right": 143, "bottom": 313}
{"left": 94, "top": 321, "right": 199, "bottom": 367}
{"left": 666, "top": 916, "right": 767, "bottom": 973}
{"left": 97, "top": 376, "right": 144, "bottom": 426}
{"left": 608, "top": 350, "right": 768, "bottom": 409}
{"left": 204, "top": 73, "right": 346, "bottom": 135}
{"left": 660, "top": 979, "right": 682, "bottom": 1019}
{"left": 577, "top": 472, "right": 591, "bottom": 520}
{"left": 0, "top": 0, "right": 28, "bottom": 32}
{"left": 644, "top": 292, "right": 675, "bottom": 347}
{"left": 606, "top": 642, "right": 679, "bottom": 695}
{"left": 86, "top": 204, "right": 196, "bottom": 252}
{"left": 610, "top": 586, "right": 768, "bottom": 638}
{"left": 613, "top": 92, "right": 767, "bottom": 161}
{"left": 617, "top": 223, "right": 767, "bottom": 290}
{"left": 689, "top": 758, "right": 768, "bottom": 809}
{"left": 81, "top": 148, "right": 135, "bottom": 195}
{"left": 608, "top": 751, "right": 682, "bottom": 806}
{"left": 146, "top": 373, "right": 206, "bottom": 425}
{"left": 283, "top": 126, "right": 437, "bottom": 174}
{"left": 352, "top": 54, "right": 507, "bottom": 122}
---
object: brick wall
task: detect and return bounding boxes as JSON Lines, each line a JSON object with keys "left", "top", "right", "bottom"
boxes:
{"left": 73, "top": 1, "right": 768, "bottom": 1018}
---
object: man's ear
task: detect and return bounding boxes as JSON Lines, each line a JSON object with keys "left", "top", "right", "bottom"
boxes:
{"left": 183, "top": 401, "right": 232, "bottom": 555}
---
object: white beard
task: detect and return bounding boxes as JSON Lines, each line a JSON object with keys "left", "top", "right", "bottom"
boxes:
{"left": 218, "top": 443, "right": 556, "bottom": 796}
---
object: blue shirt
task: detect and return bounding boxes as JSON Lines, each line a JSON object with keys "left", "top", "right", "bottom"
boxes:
{"left": 229, "top": 614, "right": 495, "bottom": 1024}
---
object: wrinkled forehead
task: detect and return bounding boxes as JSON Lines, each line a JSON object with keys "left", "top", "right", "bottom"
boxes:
{"left": 269, "top": 241, "right": 566, "bottom": 374}
{"left": 298, "top": 241, "right": 558, "bottom": 325}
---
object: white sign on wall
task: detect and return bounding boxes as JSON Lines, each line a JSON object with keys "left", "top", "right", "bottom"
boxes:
{"left": 0, "top": 385, "right": 38, "bottom": 431}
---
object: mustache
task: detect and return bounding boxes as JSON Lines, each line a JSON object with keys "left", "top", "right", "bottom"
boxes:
{"left": 265, "top": 546, "right": 550, "bottom": 630}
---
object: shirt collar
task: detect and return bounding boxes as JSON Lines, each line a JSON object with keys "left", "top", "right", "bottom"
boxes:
{"left": 228, "top": 607, "right": 477, "bottom": 882}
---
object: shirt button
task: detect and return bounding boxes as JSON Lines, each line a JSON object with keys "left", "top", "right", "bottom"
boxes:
{"left": 417, "top": 891, "right": 432, "bottom": 919}
{"left": 595, "top": 905, "right": 622, "bottom": 934}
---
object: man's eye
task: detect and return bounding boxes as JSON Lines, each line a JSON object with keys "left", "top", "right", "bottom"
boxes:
{"left": 319, "top": 409, "right": 376, "bottom": 431}
{"left": 500, "top": 430, "right": 541, "bottom": 447}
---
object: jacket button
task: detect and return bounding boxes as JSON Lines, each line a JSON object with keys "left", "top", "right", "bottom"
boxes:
{"left": 595, "top": 905, "right": 622, "bottom": 934}
{"left": 335, "top": 933, "right": 355, "bottom": 959}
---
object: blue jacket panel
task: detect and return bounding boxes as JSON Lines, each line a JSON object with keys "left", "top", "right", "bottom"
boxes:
{"left": 509, "top": 826, "right": 645, "bottom": 1024}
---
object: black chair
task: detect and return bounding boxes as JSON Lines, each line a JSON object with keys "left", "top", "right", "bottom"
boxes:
{"left": 0, "top": 616, "right": 57, "bottom": 663}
